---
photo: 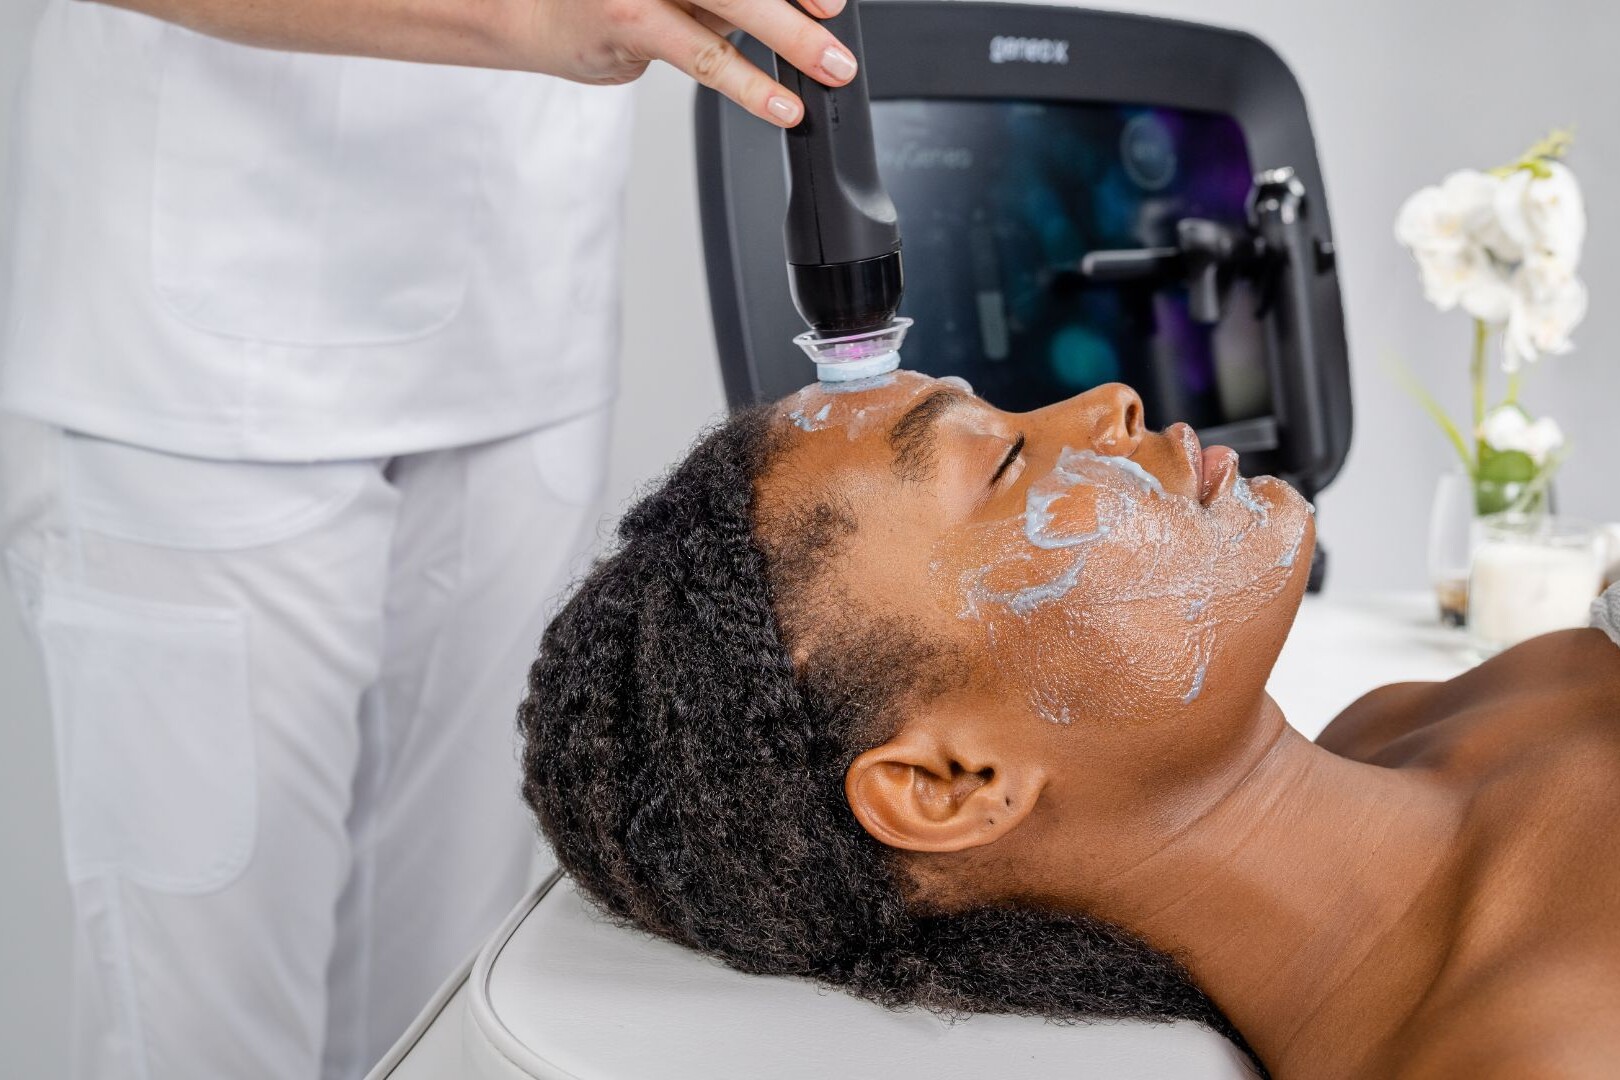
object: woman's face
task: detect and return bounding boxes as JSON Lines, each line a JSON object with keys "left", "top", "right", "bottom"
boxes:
{"left": 761, "top": 371, "right": 1314, "bottom": 819}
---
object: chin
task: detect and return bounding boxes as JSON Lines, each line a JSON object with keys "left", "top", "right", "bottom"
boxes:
{"left": 1211, "top": 479, "right": 1315, "bottom": 679}
{"left": 1261, "top": 501, "right": 1316, "bottom": 630}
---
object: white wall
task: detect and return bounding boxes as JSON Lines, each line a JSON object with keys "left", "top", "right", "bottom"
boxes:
{"left": 3, "top": 0, "right": 1618, "bottom": 1073}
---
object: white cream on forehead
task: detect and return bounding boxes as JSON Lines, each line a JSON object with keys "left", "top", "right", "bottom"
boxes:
{"left": 780, "top": 372, "right": 931, "bottom": 441}
{"left": 958, "top": 447, "right": 1292, "bottom": 715}
{"left": 788, "top": 401, "right": 833, "bottom": 432}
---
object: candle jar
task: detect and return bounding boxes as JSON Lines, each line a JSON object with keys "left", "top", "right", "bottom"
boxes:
{"left": 1468, "top": 514, "right": 1603, "bottom": 656}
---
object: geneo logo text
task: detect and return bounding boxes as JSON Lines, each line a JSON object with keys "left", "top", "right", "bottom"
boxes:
{"left": 988, "top": 36, "right": 1070, "bottom": 64}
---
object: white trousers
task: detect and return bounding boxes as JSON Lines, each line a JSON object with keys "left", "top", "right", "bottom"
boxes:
{"left": 0, "top": 408, "right": 610, "bottom": 1079}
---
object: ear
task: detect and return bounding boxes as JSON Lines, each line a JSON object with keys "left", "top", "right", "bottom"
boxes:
{"left": 845, "top": 721, "right": 1044, "bottom": 854}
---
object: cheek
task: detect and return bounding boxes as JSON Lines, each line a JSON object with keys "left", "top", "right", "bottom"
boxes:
{"left": 942, "top": 471, "right": 1311, "bottom": 724}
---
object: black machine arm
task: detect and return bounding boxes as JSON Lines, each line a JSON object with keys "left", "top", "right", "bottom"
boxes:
{"left": 1077, "top": 166, "right": 1338, "bottom": 485}
{"left": 1080, "top": 218, "right": 1260, "bottom": 325}
{"left": 772, "top": 0, "right": 905, "bottom": 337}
{"left": 1247, "top": 167, "right": 1335, "bottom": 483}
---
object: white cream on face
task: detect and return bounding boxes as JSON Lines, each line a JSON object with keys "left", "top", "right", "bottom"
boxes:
{"left": 780, "top": 373, "right": 909, "bottom": 439}
{"left": 954, "top": 448, "right": 1303, "bottom": 719}
{"left": 789, "top": 401, "right": 833, "bottom": 431}
{"left": 776, "top": 375, "right": 1308, "bottom": 721}
{"left": 1232, "top": 476, "right": 1269, "bottom": 522}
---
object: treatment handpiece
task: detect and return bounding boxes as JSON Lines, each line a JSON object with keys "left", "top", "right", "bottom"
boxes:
{"left": 774, "top": 0, "right": 911, "bottom": 382}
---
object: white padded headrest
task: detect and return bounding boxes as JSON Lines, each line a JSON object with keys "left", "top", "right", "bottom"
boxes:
{"left": 459, "top": 874, "right": 1256, "bottom": 1079}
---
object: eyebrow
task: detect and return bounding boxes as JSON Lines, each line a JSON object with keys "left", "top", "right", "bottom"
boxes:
{"left": 888, "top": 388, "right": 963, "bottom": 482}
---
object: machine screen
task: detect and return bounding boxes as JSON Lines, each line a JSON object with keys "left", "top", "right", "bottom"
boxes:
{"left": 871, "top": 98, "right": 1269, "bottom": 433}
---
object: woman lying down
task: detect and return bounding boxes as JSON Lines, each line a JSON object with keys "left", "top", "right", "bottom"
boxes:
{"left": 519, "top": 372, "right": 1620, "bottom": 1080}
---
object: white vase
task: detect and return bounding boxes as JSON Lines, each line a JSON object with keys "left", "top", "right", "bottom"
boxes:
{"left": 1427, "top": 472, "right": 1475, "bottom": 626}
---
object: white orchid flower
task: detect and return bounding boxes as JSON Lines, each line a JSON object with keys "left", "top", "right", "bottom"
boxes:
{"left": 1457, "top": 259, "right": 1515, "bottom": 324}
{"left": 1397, "top": 170, "right": 1519, "bottom": 320}
{"left": 1395, "top": 169, "right": 1499, "bottom": 255}
{"left": 1524, "top": 416, "right": 1567, "bottom": 462}
{"left": 1409, "top": 245, "right": 1472, "bottom": 310}
{"left": 1504, "top": 253, "right": 1588, "bottom": 370}
{"left": 1398, "top": 153, "right": 1588, "bottom": 367}
{"left": 1493, "top": 161, "right": 1585, "bottom": 266}
{"left": 1406, "top": 238, "right": 1516, "bottom": 318}
{"left": 1480, "top": 405, "right": 1565, "bottom": 463}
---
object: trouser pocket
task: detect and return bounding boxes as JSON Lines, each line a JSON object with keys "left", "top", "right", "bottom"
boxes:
{"left": 35, "top": 578, "right": 255, "bottom": 893}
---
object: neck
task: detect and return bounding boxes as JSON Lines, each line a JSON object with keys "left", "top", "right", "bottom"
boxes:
{"left": 1056, "top": 700, "right": 1466, "bottom": 1078}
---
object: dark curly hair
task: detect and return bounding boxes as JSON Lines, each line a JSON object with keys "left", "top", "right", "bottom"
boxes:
{"left": 518, "top": 406, "right": 1260, "bottom": 1071}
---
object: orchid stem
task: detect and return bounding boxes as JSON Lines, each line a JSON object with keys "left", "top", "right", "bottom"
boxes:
{"left": 1386, "top": 350, "right": 1475, "bottom": 477}
{"left": 1471, "top": 319, "right": 1488, "bottom": 447}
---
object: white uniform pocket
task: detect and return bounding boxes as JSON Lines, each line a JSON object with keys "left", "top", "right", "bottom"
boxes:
{"left": 150, "top": 28, "right": 490, "bottom": 346}
{"left": 61, "top": 430, "right": 374, "bottom": 550}
{"left": 38, "top": 584, "right": 255, "bottom": 893}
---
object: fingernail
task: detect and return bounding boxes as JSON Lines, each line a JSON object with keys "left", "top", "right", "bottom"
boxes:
{"left": 767, "top": 96, "right": 801, "bottom": 125}
{"left": 820, "top": 46, "right": 857, "bottom": 82}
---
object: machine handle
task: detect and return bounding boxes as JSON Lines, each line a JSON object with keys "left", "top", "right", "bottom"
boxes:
{"left": 1078, "top": 221, "right": 1252, "bottom": 325}
{"left": 1079, "top": 247, "right": 1182, "bottom": 283}
{"left": 1248, "top": 167, "right": 1330, "bottom": 477}
{"left": 773, "top": 1, "right": 901, "bottom": 268}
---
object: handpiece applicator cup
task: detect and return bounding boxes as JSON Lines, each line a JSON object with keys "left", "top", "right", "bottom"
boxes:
{"left": 794, "top": 317, "right": 913, "bottom": 382}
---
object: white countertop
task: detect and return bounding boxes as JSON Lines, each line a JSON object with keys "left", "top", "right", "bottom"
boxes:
{"left": 1269, "top": 591, "right": 1475, "bottom": 740}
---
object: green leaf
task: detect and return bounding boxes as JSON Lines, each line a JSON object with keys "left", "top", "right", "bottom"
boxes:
{"left": 1477, "top": 446, "right": 1538, "bottom": 485}
{"left": 1474, "top": 444, "right": 1567, "bottom": 516}
{"left": 1474, "top": 481, "right": 1523, "bottom": 517}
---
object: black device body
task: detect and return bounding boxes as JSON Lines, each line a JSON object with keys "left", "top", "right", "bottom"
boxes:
{"left": 773, "top": 0, "right": 904, "bottom": 336}
{"left": 698, "top": 3, "right": 1352, "bottom": 588}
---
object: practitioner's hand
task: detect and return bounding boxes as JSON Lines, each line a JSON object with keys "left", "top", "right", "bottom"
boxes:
{"left": 510, "top": 0, "right": 856, "bottom": 126}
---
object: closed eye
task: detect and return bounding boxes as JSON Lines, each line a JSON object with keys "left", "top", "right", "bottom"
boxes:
{"left": 990, "top": 433, "right": 1025, "bottom": 487}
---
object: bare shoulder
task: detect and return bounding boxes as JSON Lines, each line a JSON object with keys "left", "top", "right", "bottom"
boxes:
{"left": 1314, "top": 680, "right": 1446, "bottom": 762}
{"left": 1383, "top": 1007, "right": 1620, "bottom": 1080}
{"left": 1379, "top": 950, "right": 1620, "bottom": 1080}
{"left": 1315, "top": 628, "right": 1620, "bottom": 765}
{"left": 1391, "top": 1038, "right": 1616, "bottom": 1080}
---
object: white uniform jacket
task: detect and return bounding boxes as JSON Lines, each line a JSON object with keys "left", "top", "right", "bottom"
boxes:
{"left": 0, "top": 1, "right": 635, "bottom": 461}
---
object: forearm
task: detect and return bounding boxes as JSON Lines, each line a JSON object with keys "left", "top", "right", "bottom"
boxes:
{"left": 89, "top": 0, "right": 857, "bottom": 129}
{"left": 89, "top": 0, "right": 535, "bottom": 72}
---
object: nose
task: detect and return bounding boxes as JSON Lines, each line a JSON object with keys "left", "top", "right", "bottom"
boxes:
{"left": 1080, "top": 383, "right": 1146, "bottom": 456}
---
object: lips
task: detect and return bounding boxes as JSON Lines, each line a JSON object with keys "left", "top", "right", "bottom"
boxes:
{"left": 1199, "top": 445, "right": 1240, "bottom": 505}
{"left": 1164, "top": 422, "right": 1239, "bottom": 506}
